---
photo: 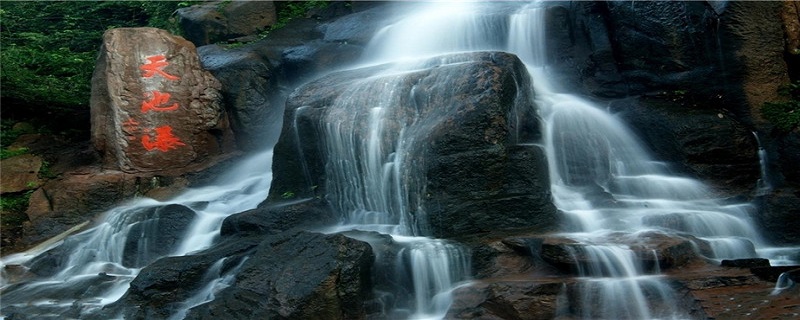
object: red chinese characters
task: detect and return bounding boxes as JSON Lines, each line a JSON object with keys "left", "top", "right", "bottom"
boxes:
{"left": 126, "top": 54, "right": 185, "bottom": 152}
{"left": 141, "top": 126, "right": 185, "bottom": 152}
{"left": 141, "top": 91, "right": 179, "bottom": 113}
{"left": 140, "top": 55, "right": 180, "bottom": 81}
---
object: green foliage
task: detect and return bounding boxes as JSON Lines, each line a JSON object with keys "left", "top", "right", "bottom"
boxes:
{"left": 1, "top": 120, "right": 29, "bottom": 159}
{"left": 0, "top": 191, "right": 32, "bottom": 213}
{"left": 0, "top": 147, "right": 29, "bottom": 160}
{"left": 762, "top": 81, "right": 800, "bottom": 132}
{"left": 281, "top": 191, "right": 296, "bottom": 199}
{"left": 274, "top": 0, "right": 329, "bottom": 30}
{"left": 0, "top": 1, "right": 195, "bottom": 114}
{"left": 39, "top": 160, "right": 58, "bottom": 179}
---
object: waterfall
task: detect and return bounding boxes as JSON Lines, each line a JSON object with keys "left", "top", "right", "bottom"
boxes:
{"left": 752, "top": 131, "right": 772, "bottom": 196}
{"left": 3, "top": 1, "right": 796, "bottom": 319}
{"left": 361, "top": 0, "right": 793, "bottom": 318}
{"left": 0, "top": 150, "right": 272, "bottom": 318}
{"left": 315, "top": 60, "right": 472, "bottom": 319}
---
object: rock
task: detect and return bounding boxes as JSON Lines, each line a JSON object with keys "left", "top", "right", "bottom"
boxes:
{"left": 177, "top": 1, "right": 277, "bottom": 47}
{"left": 267, "top": 51, "right": 557, "bottom": 239}
{"left": 107, "top": 235, "right": 263, "bottom": 320}
{"left": 540, "top": 232, "right": 700, "bottom": 275}
{"left": 612, "top": 97, "right": 759, "bottom": 194}
{"left": 0, "top": 154, "right": 42, "bottom": 193}
{"left": 122, "top": 204, "right": 197, "bottom": 268}
{"left": 91, "top": 27, "right": 235, "bottom": 173}
{"left": 445, "top": 280, "right": 566, "bottom": 320}
{"left": 750, "top": 265, "right": 800, "bottom": 282}
{"left": 720, "top": 258, "right": 770, "bottom": 268}
{"left": 183, "top": 231, "right": 374, "bottom": 320}
{"left": 198, "top": 45, "right": 282, "bottom": 150}
{"left": 758, "top": 189, "right": 800, "bottom": 245}
{"left": 220, "top": 198, "right": 337, "bottom": 237}
{"left": 247, "top": 3, "right": 393, "bottom": 85}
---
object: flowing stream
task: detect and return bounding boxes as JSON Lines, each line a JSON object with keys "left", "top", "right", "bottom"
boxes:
{"left": 2, "top": 1, "right": 797, "bottom": 319}
{"left": 0, "top": 150, "right": 272, "bottom": 318}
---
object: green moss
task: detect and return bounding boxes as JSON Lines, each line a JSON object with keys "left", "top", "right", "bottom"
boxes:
{"left": 761, "top": 81, "right": 800, "bottom": 132}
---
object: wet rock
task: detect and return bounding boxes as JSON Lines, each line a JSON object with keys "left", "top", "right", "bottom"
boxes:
{"left": 540, "top": 232, "right": 700, "bottom": 275}
{"left": 107, "top": 235, "right": 263, "bottom": 319}
{"left": 220, "top": 198, "right": 337, "bottom": 236}
{"left": 446, "top": 280, "right": 566, "bottom": 320}
{"left": 720, "top": 258, "right": 770, "bottom": 268}
{"left": 611, "top": 97, "right": 759, "bottom": 195}
{"left": 91, "top": 27, "right": 234, "bottom": 173}
{"left": 183, "top": 231, "right": 374, "bottom": 320}
{"left": 198, "top": 45, "right": 282, "bottom": 150}
{"left": 759, "top": 189, "right": 800, "bottom": 245}
{"left": 122, "top": 204, "right": 197, "bottom": 268}
{"left": 267, "top": 51, "right": 556, "bottom": 239}
{"left": 750, "top": 266, "right": 800, "bottom": 282}
{"left": 247, "top": 3, "right": 393, "bottom": 85}
{"left": 177, "top": 1, "right": 277, "bottom": 47}
{"left": 0, "top": 154, "right": 42, "bottom": 193}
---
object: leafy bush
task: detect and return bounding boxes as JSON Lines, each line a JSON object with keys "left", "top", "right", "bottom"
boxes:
{"left": 762, "top": 81, "right": 800, "bottom": 132}
{"left": 0, "top": 191, "right": 32, "bottom": 213}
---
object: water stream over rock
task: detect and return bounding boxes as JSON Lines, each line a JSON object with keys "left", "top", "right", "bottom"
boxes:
{"left": 2, "top": 1, "right": 797, "bottom": 319}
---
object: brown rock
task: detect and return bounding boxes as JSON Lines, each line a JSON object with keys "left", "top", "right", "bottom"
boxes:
{"left": 540, "top": 232, "right": 701, "bottom": 274}
{"left": 0, "top": 154, "right": 42, "bottom": 193}
{"left": 24, "top": 188, "right": 51, "bottom": 222}
{"left": 91, "top": 27, "right": 235, "bottom": 173}
{"left": 446, "top": 279, "right": 566, "bottom": 320}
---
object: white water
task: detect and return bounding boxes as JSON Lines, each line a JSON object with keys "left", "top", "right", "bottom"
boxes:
{"left": 359, "top": 1, "right": 794, "bottom": 318}
{"left": 3, "top": 1, "right": 796, "bottom": 319}
{"left": 0, "top": 150, "right": 272, "bottom": 318}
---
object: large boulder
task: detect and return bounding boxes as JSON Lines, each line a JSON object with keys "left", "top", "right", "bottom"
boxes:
{"left": 176, "top": 0, "right": 277, "bottom": 47}
{"left": 267, "top": 51, "right": 557, "bottom": 239}
{"left": 183, "top": 231, "right": 374, "bottom": 319}
{"left": 121, "top": 204, "right": 197, "bottom": 268}
{"left": 91, "top": 27, "right": 235, "bottom": 173}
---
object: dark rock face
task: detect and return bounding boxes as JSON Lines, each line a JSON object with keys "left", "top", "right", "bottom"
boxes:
{"left": 183, "top": 231, "right": 374, "bottom": 320}
{"left": 758, "top": 189, "right": 800, "bottom": 245}
{"left": 107, "top": 235, "right": 263, "bottom": 320}
{"left": 199, "top": 46, "right": 283, "bottom": 150}
{"left": 121, "top": 204, "right": 196, "bottom": 268}
{"left": 176, "top": 1, "right": 277, "bottom": 47}
{"left": 610, "top": 97, "right": 759, "bottom": 195}
{"left": 220, "top": 198, "right": 337, "bottom": 236}
{"left": 107, "top": 231, "right": 374, "bottom": 320}
{"left": 720, "top": 258, "right": 770, "bottom": 268}
{"left": 267, "top": 51, "right": 556, "bottom": 239}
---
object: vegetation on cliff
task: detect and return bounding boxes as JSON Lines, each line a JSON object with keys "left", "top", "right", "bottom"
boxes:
{"left": 0, "top": 1, "right": 192, "bottom": 127}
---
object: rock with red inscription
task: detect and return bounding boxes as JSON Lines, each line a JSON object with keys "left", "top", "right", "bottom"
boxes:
{"left": 91, "top": 27, "right": 235, "bottom": 173}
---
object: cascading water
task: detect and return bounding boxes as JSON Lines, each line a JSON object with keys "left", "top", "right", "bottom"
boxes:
{"left": 0, "top": 150, "right": 272, "bottom": 318}
{"left": 3, "top": 2, "right": 797, "bottom": 319}
{"left": 358, "top": 1, "right": 795, "bottom": 318}
{"left": 316, "top": 60, "right": 472, "bottom": 319}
